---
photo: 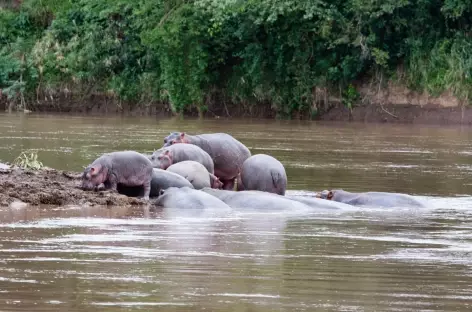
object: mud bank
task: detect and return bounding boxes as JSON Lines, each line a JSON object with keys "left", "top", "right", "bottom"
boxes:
{"left": 318, "top": 103, "right": 472, "bottom": 125}
{"left": 0, "top": 167, "right": 149, "bottom": 207}
{"left": 2, "top": 90, "right": 472, "bottom": 124}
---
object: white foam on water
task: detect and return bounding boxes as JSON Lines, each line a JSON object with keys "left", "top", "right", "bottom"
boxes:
{"left": 90, "top": 302, "right": 191, "bottom": 307}
{"left": 378, "top": 148, "right": 435, "bottom": 154}
{"left": 0, "top": 217, "right": 176, "bottom": 229}
{"left": 212, "top": 293, "right": 281, "bottom": 299}
{"left": 0, "top": 277, "right": 43, "bottom": 284}
{"left": 384, "top": 164, "right": 420, "bottom": 169}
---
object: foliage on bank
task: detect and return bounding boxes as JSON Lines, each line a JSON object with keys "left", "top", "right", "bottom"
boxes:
{"left": 1, "top": 0, "right": 472, "bottom": 117}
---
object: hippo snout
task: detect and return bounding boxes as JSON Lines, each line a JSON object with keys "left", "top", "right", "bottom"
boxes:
{"left": 81, "top": 180, "right": 96, "bottom": 191}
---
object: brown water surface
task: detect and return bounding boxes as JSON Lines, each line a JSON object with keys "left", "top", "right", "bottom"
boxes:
{"left": 0, "top": 113, "right": 472, "bottom": 311}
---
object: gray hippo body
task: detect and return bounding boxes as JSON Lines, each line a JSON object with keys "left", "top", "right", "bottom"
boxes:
{"left": 155, "top": 187, "right": 231, "bottom": 211}
{"left": 117, "top": 168, "right": 194, "bottom": 197}
{"left": 162, "top": 132, "right": 251, "bottom": 190}
{"left": 317, "top": 189, "right": 427, "bottom": 208}
{"left": 150, "top": 144, "right": 215, "bottom": 174}
{"left": 166, "top": 160, "right": 214, "bottom": 189}
{"left": 81, "top": 151, "right": 153, "bottom": 200}
{"left": 237, "top": 154, "right": 287, "bottom": 195}
{"left": 200, "top": 188, "right": 312, "bottom": 212}
{"left": 151, "top": 145, "right": 222, "bottom": 188}
{"left": 285, "top": 195, "right": 356, "bottom": 210}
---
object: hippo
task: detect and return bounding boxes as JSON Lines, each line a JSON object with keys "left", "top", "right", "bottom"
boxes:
{"left": 162, "top": 132, "right": 251, "bottom": 190}
{"left": 200, "top": 188, "right": 313, "bottom": 212}
{"left": 236, "top": 154, "right": 287, "bottom": 195}
{"left": 81, "top": 151, "right": 153, "bottom": 200}
{"left": 117, "top": 168, "right": 194, "bottom": 197}
{"left": 155, "top": 187, "right": 232, "bottom": 211}
{"left": 285, "top": 195, "right": 356, "bottom": 210}
{"left": 316, "top": 189, "right": 427, "bottom": 208}
{"left": 166, "top": 160, "right": 222, "bottom": 189}
{"left": 150, "top": 144, "right": 214, "bottom": 174}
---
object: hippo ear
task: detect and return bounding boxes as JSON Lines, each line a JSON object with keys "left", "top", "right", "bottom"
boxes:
{"left": 327, "top": 191, "right": 334, "bottom": 200}
{"left": 180, "top": 132, "right": 185, "bottom": 139}
{"left": 89, "top": 164, "right": 101, "bottom": 176}
{"left": 164, "top": 150, "right": 170, "bottom": 156}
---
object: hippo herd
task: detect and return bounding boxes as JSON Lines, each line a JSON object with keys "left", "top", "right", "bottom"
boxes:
{"left": 80, "top": 131, "right": 427, "bottom": 211}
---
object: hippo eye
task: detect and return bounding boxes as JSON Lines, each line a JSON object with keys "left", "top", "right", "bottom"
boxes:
{"left": 164, "top": 139, "right": 167, "bottom": 143}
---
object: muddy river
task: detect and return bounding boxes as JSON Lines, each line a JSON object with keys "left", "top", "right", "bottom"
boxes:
{"left": 0, "top": 113, "right": 472, "bottom": 311}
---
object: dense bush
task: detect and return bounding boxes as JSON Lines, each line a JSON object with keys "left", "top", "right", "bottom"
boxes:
{"left": 1, "top": 0, "right": 472, "bottom": 116}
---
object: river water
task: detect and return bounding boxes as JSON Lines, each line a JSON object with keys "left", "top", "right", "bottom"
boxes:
{"left": 0, "top": 113, "right": 472, "bottom": 311}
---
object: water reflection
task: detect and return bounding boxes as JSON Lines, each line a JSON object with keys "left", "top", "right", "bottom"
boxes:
{"left": 0, "top": 197, "right": 471, "bottom": 311}
{"left": 0, "top": 204, "right": 138, "bottom": 224}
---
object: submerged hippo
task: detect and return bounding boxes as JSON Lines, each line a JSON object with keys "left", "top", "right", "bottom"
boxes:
{"left": 155, "top": 187, "right": 231, "bottom": 211}
{"left": 81, "top": 151, "right": 153, "bottom": 200}
{"left": 150, "top": 144, "right": 215, "bottom": 174}
{"left": 237, "top": 154, "right": 287, "bottom": 195}
{"left": 162, "top": 132, "right": 251, "bottom": 190}
{"left": 200, "top": 188, "right": 312, "bottom": 212}
{"left": 285, "top": 195, "right": 356, "bottom": 210}
{"left": 316, "top": 189, "right": 427, "bottom": 208}
{"left": 166, "top": 160, "right": 223, "bottom": 189}
{"left": 117, "top": 168, "right": 194, "bottom": 197}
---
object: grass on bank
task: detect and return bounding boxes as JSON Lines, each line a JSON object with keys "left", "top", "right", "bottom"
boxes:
{"left": 13, "top": 151, "right": 44, "bottom": 170}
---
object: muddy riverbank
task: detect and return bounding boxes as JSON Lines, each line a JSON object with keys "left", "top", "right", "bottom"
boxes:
{"left": 0, "top": 166, "right": 148, "bottom": 207}
{"left": 3, "top": 95, "right": 472, "bottom": 125}
{"left": 3, "top": 82, "right": 472, "bottom": 124}
{"left": 317, "top": 103, "right": 472, "bottom": 125}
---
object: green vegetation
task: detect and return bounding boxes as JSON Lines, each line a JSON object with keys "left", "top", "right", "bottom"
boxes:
{"left": 1, "top": 0, "right": 472, "bottom": 117}
{"left": 13, "top": 151, "right": 44, "bottom": 170}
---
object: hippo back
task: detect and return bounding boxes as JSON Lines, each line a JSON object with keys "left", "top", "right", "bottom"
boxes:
{"left": 200, "top": 188, "right": 310, "bottom": 212}
{"left": 164, "top": 132, "right": 251, "bottom": 181}
{"left": 108, "top": 151, "right": 153, "bottom": 184}
{"left": 285, "top": 195, "right": 356, "bottom": 210}
{"left": 155, "top": 187, "right": 231, "bottom": 210}
{"left": 152, "top": 144, "right": 215, "bottom": 173}
{"left": 354, "top": 192, "right": 426, "bottom": 208}
{"left": 166, "top": 161, "right": 211, "bottom": 189}
{"left": 171, "top": 144, "right": 214, "bottom": 173}
{"left": 331, "top": 189, "right": 426, "bottom": 208}
{"left": 150, "top": 168, "right": 194, "bottom": 196}
{"left": 196, "top": 134, "right": 251, "bottom": 179}
{"left": 239, "top": 154, "right": 287, "bottom": 195}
